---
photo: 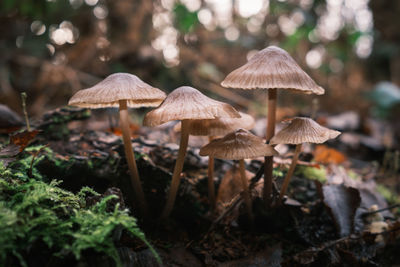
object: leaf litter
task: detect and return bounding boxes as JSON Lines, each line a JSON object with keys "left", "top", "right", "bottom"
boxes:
{"left": 0, "top": 107, "right": 399, "bottom": 266}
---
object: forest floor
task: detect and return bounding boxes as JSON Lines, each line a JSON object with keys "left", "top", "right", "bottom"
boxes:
{"left": 1, "top": 106, "right": 400, "bottom": 266}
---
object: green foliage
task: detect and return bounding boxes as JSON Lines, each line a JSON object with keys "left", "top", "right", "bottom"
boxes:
{"left": 5, "top": 145, "right": 50, "bottom": 181}
{"left": 0, "top": 0, "right": 75, "bottom": 21}
{"left": 297, "top": 165, "right": 327, "bottom": 183}
{"left": 376, "top": 184, "right": 400, "bottom": 204}
{"left": 173, "top": 3, "right": 198, "bottom": 33}
{"left": 0, "top": 150, "right": 160, "bottom": 266}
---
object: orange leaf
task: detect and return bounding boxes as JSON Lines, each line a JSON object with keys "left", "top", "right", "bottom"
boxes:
{"left": 10, "top": 130, "right": 39, "bottom": 152}
{"left": 108, "top": 123, "right": 140, "bottom": 138}
{"left": 314, "top": 145, "right": 346, "bottom": 164}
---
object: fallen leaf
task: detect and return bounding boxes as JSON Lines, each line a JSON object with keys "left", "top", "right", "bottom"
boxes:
{"left": 314, "top": 145, "right": 347, "bottom": 164}
{"left": 217, "top": 165, "right": 254, "bottom": 205}
{"left": 108, "top": 123, "right": 140, "bottom": 138}
{"left": 323, "top": 184, "right": 361, "bottom": 237}
{"left": 10, "top": 130, "right": 39, "bottom": 152}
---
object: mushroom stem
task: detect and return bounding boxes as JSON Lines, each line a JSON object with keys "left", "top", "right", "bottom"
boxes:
{"left": 239, "top": 159, "right": 254, "bottom": 222}
{"left": 119, "top": 100, "right": 147, "bottom": 215}
{"left": 279, "top": 143, "right": 302, "bottom": 201}
{"left": 208, "top": 136, "right": 216, "bottom": 210}
{"left": 264, "top": 89, "right": 277, "bottom": 206}
{"left": 161, "top": 120, "right": 190, "bottom": 219}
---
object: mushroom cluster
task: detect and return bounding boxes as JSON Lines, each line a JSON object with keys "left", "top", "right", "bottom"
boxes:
{"left": 200, "top": 129, "right": 278, "bottom": 221}
{"left": 174, "top": 112, "right": 255, "bottom": 210}
{"left": 221, "top": 46, "right": 338, "bottom": 206}
{"left": 143, "top": 86, "right": 240, "bottom": 218}
{"left": 67, "top": 45, "right": 340, "bottom": 220}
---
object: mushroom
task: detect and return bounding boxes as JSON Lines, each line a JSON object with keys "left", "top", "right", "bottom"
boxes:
{"left": 200, "top": 129, "right": 279, "bottom": 221}
{"left": 221, "top": 46, "right": 324, "bottom": 205}
{"left": 270, "top": 117, "right": 341, "bottom": 201}
{"left": 174, "top": 112, "right": 255, "bottom": 209}
{"left": 143, "top": 86, "right": 240, "bottom": 218}
{"left": 68, "top": 73, "right": 166, "bottom": 215}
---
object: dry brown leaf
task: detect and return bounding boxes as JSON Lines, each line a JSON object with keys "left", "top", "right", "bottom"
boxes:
{"left": 314, "top": 145, "right": 347, "bottom": 164}
{"left": 9, "top": 130, "right": 39, "bottom": 152}
{"left": 217, "top": 165, "right": 254, "bottom": 205}
{"left": 108, "top": 123, "right": 140, "bottom": 138}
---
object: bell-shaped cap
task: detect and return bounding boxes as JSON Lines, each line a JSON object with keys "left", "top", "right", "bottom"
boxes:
{"left": 270, "top": 117, "right": 341, "bottom": 145}
{"left": 143, "top": 86, "right": 240, "bottom": 127}
{"left": 68, "top": 73, "right": 166, "bottom": 108}
{"left": 221, "top": 46, "right": 324, "bottom": 95}
{"left": 199, "top": 128, "right": 279, "bottom": 160}
{"left": 174, "top": 112, "right": 255, "bottom": 136}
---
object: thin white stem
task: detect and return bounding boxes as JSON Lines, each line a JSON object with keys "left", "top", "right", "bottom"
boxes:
{"left": 279, "top": 144, "right": 302, "bottom": 201}
{"left": 119, "top": 100, "right": 147, "bottom": 216}
{"left": 161, "top": 120, "right": 190, "bottom": 219}
{"left": 208, "top": 136, "right": 216, "bottom": 210}
{"left": 264, "top": 89, "right": 277, "bottom": 206}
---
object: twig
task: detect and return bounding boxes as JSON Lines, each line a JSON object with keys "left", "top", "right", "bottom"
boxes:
{"left": 361, "top": 204, "right": 400, "bottom": 217}
{"left": 21, "top": 92, "right": 30, "bottom": 131}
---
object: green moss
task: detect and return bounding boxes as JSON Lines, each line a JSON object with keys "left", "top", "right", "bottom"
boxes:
{"left": 347, "top": 169, "right": 360, "bottom": 180}
{"left": 273, "top": 168, "right": 285, "bottom": 179}
{"left": 0, "top": 147, "right": 160, "bottom": 266}
{"left": 377, "top": 184, "right": 400, "bottom": 204}
{"left": 297, "top": 165, "right": 327, "bottom": 183}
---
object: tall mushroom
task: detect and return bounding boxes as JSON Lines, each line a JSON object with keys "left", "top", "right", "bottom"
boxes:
{"left": 269, "top": 117, "right": 340, "bottom": 201}
{"left": 200, "top": 129, "right": 279, "bottom": 221}
{"left": 68, "top": 73, "right": 166, "bottom": 215}
{"left": 221, "top": 46, "right": 325, "bottom": 205}
{"left": 143, "top": 86, "right": 240, "bottom": 218}
{"left": 175, "top": 112, "right": 255, "bottom": 209}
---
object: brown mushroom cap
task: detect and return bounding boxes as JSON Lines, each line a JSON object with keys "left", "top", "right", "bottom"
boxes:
{"left": 174, "top": 112, "right": 255, "bottom": 136}
{"left": 143, "top": 86, "right": 240, "bottom": 127}
{"left": 270, "top": 117, "right": 341, "bottom": 145}
{"left": 68, "top": 73, "right": 166, "bottom": 108}
{"left": 199, "top": 128, "right": 279, "bottom": 160}
{"left": 221, "top": 46, "right": 324, "bottom": 95}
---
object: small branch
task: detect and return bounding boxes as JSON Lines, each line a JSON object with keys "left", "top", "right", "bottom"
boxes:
{"left": 21, "top": 92, "right": 30, "bottom": 131}
{"left": 361, "top": 204, "right": 400, "bottom": 217}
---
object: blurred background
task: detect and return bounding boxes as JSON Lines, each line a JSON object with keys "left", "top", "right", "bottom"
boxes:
{"left": 0, "top": 0, "right": 399, "bottom": 154}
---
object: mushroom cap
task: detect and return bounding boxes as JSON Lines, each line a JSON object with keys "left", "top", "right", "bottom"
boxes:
{"left": 199, "top": 128, "right": 279, "bottom": 160}
{"left": 221, "top": 46, "right": 324, "bottom": 95}
{"left": 68, "top": 73, "right": 166, "bottom": 108}
{"left": 174, "top": 112, "right": 255, "bottom": 136}
{"left": 143, "top": 86, "right": 240, "bottom": 127}
{"left": 270, "top": 117, "right": 341, "bottom": 145}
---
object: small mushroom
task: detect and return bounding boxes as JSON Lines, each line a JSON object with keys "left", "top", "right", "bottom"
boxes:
{"left": 143, "top": 86, "right": 240, "bottom": 218}
{"left": 68, "top": 73, "right": 166, "bottom": 215}
{"left": 200, "top": 129, "right": 278, "bottom": 221}
{"left": 270, "top": 117, "right": 341, "bottom": 201}
{"left": 174, "top": 112, "right": 255, "bottom": 210}
{"left": 221, "top": 46, "right": 324, "bottom": 205}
